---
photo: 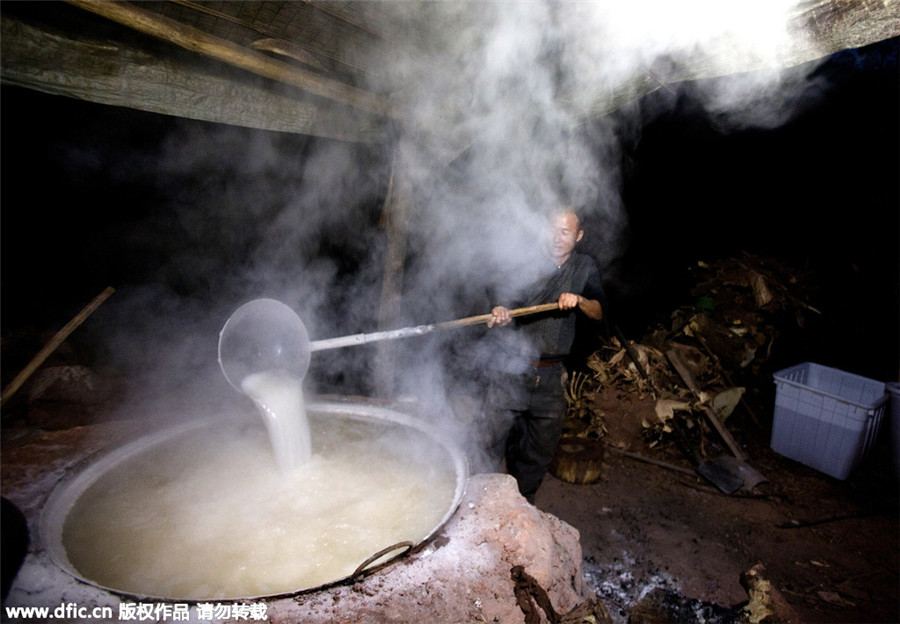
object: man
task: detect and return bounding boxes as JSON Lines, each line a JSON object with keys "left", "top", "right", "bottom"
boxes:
{"left": 485, "top": 207, "right": 606, "bottom": 502}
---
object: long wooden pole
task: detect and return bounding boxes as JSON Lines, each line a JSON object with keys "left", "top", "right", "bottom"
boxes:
{"left": 310, "top": 302, "right": 559, "bottom": 352}
{"left": 604, "top": 445, "right": 697, "bottom": 477}
{"left": 63, "top": 0, "right": 395, "bottom": 119}
{"left": 1, "top": 286, "right": 115, "bottom": 406}
{"left": 431, "top": 302, "right": 559, "bottom": 330}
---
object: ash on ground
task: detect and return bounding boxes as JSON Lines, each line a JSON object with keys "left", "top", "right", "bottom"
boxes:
{"left": 582, "top": 553, "right": 677, "bottom": 622}
{"left": 583, "top": 553, "right": 743, "bottom": 624}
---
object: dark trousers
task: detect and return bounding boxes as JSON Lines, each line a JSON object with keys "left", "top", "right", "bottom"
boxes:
{"left": 485, "top": 363, "right": 567, "bottom": 500}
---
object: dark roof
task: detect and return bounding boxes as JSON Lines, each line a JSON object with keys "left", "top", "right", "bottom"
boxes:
{"left": 1, "top": 1, "right": 898, "bottom": 142}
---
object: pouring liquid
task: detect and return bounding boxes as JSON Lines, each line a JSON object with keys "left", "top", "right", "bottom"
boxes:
{"left": 240, "top": 369, "right": 311, "bottom": 470}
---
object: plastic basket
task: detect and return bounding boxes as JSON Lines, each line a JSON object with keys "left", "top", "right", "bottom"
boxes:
{"left": 771, "top": 362, "right": 888, "bottom": 480}
{"left": 887, "top": 382, "right": 900, "bottom": 478}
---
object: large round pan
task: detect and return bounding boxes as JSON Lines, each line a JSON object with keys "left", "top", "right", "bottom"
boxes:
{"left": 40, "top": 400, "right": 468, "bottom": 602}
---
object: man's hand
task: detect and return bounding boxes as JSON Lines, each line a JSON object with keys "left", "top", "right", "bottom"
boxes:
{"left": 558, "top": 293, "right": 581, "bottom": 310}
{"left": 488, "top": 306, "right": 512, "bottom": 328}
{"left": 559, "top": 293, "right": 604, "bottom": 320}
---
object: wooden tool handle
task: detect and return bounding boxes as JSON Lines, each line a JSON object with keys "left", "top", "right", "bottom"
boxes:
{"left": 433, "top": 302, "right": 559, "bottom": 330}
{"left": 309, "top": 303, "right": 560, "bottom": 352}
{"left": 666, "top": 349, "right": 747, "bottom": 461}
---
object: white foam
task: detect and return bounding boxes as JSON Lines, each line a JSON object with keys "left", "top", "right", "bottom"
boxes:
{"left": 61, "top": 418, "right": 456, "bottom": 600}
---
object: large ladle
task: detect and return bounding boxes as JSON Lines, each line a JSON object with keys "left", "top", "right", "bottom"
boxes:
{"left": 218, "top": 298, "right": 559, "bottom": 392}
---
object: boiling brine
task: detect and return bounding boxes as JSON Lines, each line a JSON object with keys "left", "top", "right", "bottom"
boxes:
{"left": 240, "top": 369, "right": 311, "bottom": 470}
{"left": 62, "top": 417, "right": 457, "bottom": 600}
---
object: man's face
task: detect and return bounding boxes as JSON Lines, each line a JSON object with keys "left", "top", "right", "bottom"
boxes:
{"left": 549, "top": 211, "right": 583, "bottom": 264}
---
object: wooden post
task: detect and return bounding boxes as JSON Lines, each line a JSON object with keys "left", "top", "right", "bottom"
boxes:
{"left": 374, "top": 145, "right": 411, "bottom": 398}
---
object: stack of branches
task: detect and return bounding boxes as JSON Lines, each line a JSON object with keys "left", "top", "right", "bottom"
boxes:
{"left": 564, "top": 253, "right": 820, "bottom": 452}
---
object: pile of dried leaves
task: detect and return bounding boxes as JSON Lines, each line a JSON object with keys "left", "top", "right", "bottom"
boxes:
{"left": 563, "top": 253, "right": 820, "bottom": 452}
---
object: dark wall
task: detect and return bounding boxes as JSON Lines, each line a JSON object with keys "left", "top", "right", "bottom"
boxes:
{"left": 609, "top": 39, "right": 899, "bottom": 381}
{"left": 2, "top": 38, "right": 897, "bottom": 385}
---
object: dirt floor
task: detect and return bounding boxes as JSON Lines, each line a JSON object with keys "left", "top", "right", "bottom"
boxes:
{"left": 1, "top": 340, "right": 898, "bottom": 624}
{"left": 534, "top": 420, "right": 900, "bottom": 623}
{"left": 2, "top": 388, "right": 898, "bottom": 624}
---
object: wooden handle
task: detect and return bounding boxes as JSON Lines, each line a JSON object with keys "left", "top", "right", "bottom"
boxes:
{"left": 666, "top": 349, "right": 747, "bottom": 461}
{"left": 605, "top": 445, "right": 697, "bottom": 477}
{"left": 432, "top": 302, "right": 560, "bottom": 330}
{"left": 309, "top": 302, "right": 560, "bottom": 352}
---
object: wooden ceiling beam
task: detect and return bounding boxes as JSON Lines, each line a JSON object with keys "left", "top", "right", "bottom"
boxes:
{"left": 0, "top": 11, "right": 386, "bottom": 142}
{"left": 169, "top": 1, "right": 353, "bottom": 74}
{"left": 64, "top": 0, "right": 396, "bottom": 119}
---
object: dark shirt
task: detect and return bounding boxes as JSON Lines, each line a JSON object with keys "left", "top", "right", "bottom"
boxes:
{"left": 507, "top": 252, "right": 607, "bottom": 359}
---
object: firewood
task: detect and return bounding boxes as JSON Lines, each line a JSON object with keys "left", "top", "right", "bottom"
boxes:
{"left": 560, "top": 595, "right": 613, "bottom": 624}
{"left": 740, "top": 563, "right": 801, "bottom": 624}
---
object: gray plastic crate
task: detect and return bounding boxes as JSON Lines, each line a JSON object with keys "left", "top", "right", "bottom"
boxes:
{"left": 771, "top": 362, "right": 888, "bottom": 480}
{"left": 888, "top": 382, "right": 900, "bottom": 478}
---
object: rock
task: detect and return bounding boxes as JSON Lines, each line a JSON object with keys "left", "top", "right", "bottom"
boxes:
{"left": 269, "top": 473, "right": 595, "bottom": 623}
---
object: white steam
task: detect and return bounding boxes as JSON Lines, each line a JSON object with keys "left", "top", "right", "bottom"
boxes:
{"left": 341, "top": 0, "right": 832, "bottom": 455}
{"left": 376, "top": 0, "right": 823, "bottom": 305}
{"left": 78, "top": 0, "right": 833, "bottom": 453}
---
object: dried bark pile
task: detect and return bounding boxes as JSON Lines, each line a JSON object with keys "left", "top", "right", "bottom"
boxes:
{"left": 561, "top": 254, "right": 820, "bottom": 455}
